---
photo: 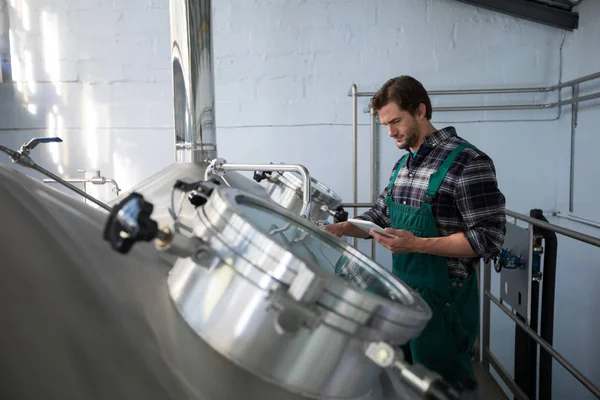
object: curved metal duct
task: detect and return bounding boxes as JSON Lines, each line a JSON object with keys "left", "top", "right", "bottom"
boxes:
{"left": 0, "top": 0, "right": 10, "bottom": 82}
{"left": 109, "top": 0, "right": 268, "bottom": 229}
{"left": 170, "top": 0, "right": 216, "bottom": 163}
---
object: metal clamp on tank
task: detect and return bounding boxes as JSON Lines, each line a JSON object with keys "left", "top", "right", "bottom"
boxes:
{"left": 365, "top": 342, "right": 466, "bottom": 400}
{"left": 102, "top": 192, "right": 208, "bottom": 260}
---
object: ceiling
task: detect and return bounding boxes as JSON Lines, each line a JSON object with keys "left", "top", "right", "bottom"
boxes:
{"left": 453, "top": 0, "right": 584, "bottom": 31}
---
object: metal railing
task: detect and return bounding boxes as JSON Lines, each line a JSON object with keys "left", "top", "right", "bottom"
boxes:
{"left": 343, "top": 201, "right": 600, "bottom": 398}
{"left": 349, "top": 71, "right": 600, "bottom": 256}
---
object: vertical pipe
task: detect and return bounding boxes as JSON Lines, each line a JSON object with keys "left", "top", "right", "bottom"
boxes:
{"left": 531, "top": 209, "right": 558, "bottom": 400}
{"left": 370, "top": 107, "right": 377, "bottom": 259}
{"left": 482, "top": 260, "right": 491, "bottom": 370}
{"left": 569, "top": 84, "right": 578, "bottom": 213}
{"left": 171, "top": 0, "right": 217, "bottom": 163}
{"left": 0, "top": 0, "right": 11, "bottom": 83}
{"left": 351, "top": 84, "right": 358, "bottom": 249}
{"left": 514, "top": 281, "right": 539, "bottom": 400}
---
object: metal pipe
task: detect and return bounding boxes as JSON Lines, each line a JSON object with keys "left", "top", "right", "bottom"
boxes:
{"left": 216, "top": 163, "right": 312, "bottom": 218}
{"left": 370, "top": 107, "right": 377, "bottom": 259}
{"left": 482, "top": 261, "right": 491, "bottom": 370}
{"left": 484, "top": 348, "right": 529, "bottom": 400}
{"left": 554, "top": 90, "right": 600, "bottom": 108}
{"left": 434, "top": 103, "right": 546, "bottom": 112}
{"left": 531, "top": 210, "right": 558, "bottom": 400}
{"left": 342, "top": 202, "right": 374, "bottom": 208}
{"left": 31, "top": 164, "right": 111, "bottom": 212}
{"left": 351, "top": 84, "right": 358, "bottom": 248}
{"left": 570, "top": 84, "right": 579, "bottom": 213}
{"left": 353, "top": 87, "right": 549, "bottom": 97}
{"left": 553, "top": 212, "right": 600, "bottom": 230}
{"left": 44, "top": 178, "right": 91, "bottom": 184}
{"left": 433, "top": 91, "right": 600, "bottom": 112}
{"left": 555, "top": 71, "right": 600, "bottom": 91}
{"left": 506, "top": 210, "right": 600, "bottom": 248}
{"left": 105, "top": 179, "right": 122, "bottom": 195}
{"left": 171, "top": 0, "right": 217, "bottom": 163}
{"left": 348, "top": 71, "right": 600, "bottom": 98}
{"left": 486, "top": 291, "right": 600, "bottom": 398}
{"left": 43, "top": 178, "right": 122, "bottom": 195}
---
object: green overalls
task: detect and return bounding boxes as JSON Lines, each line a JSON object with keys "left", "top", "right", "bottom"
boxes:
{"left": 388, "top": 143, "right": 479, "bottom": 384}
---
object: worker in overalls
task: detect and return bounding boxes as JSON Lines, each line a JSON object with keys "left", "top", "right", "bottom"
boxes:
{"left": 325, "top": 75, "right": 506, "bottom": 384}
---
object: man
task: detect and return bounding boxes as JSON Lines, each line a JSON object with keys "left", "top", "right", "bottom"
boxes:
{"left": 325, "top": 76, "right": 506, "bottom": 384}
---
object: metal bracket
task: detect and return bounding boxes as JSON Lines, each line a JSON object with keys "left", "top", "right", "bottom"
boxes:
{"left": 499, "top": 222, "right": 533, "bottom": 323}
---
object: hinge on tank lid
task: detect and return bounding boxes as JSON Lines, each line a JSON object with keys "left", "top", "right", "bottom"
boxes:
{"left": 268, "top": 266, "right": 324, "bottom": 334}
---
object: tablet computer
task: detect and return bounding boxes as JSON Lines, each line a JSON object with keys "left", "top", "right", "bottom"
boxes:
{"left": 347, "top": 218, "right": 395, "bottom": 238}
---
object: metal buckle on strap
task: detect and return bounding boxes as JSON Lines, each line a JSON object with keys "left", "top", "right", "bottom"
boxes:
{"left": 424, "top": 195, "right": 434, "bottom": 204}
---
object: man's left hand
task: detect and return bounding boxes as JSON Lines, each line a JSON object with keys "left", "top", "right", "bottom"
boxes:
{"left": 370, "top": 228, "right": 420, "bottom": 254}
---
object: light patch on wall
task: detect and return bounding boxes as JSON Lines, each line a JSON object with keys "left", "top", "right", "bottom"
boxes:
{"left": 8, "top": 28, "right": 23, "bottom": 93}
{"left": 112, "top": 151, "right": 134, "bottom": 196}
{"left": 47, "top": 111, "right": 59, "bottom": 163}
{"left": 83, "top": 85, "right": 99, "bottom": 170}
{"left": 41, "top": 11, "right": 61, "bottom": 95}
{"left": 26, "top": 103, "right": 36, "bottom": 114}
{"left": 23, "top": 50, "right": 34, "bottom": 93}
{"left": 46, "top": 107, "right": 65, "bottom": 174}
{"left": 21, "top": 0, "right": 29, "bottom": 32}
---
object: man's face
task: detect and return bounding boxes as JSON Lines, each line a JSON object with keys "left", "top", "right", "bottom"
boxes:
{"left": 377, "top": 102, "right": 421, "bottom": 150}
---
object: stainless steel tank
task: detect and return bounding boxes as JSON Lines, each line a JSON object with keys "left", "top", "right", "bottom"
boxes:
{"left": 166, "top": 185, "right": 431, "bottom": 399}
{"left": 0, "top": 164, "right": 313, "bottom": 400}
{"left": 254, "top": 168, "right": 347, "bottom": 224}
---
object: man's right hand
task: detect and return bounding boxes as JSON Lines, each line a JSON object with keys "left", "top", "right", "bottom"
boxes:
{"left": 323, "top": 222, "right": 347, "bottom": 238}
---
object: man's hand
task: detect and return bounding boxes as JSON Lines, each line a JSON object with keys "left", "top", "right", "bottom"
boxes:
{"left": 371, "top": 228, "right": 478, "bottom": 258}
{"left": 371, "top": 228, "right": 419, "bottom": 254}
{"left": 323, "top": 222, "right": 346, "bottom": 238}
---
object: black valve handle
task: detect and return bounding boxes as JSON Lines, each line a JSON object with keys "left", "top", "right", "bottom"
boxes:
{"left": 102, "top": 193, "right": 159, "bottom": 254}
{"left": 253, "top": 170, "right": 271, "bottom": 183}
{"left": 333, "top": 206, "right": 349, "bottom": 223}
{"left": 187, "top": 179, "right": 221, "bottom": 208}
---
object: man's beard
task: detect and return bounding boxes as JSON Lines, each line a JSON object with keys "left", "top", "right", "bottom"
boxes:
{"left": 396, "top": 122, "right": 420, "bottom": 150}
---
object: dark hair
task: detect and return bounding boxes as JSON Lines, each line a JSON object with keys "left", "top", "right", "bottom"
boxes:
{"left": 370, "top": 76, "right": 432, "bottom": 120}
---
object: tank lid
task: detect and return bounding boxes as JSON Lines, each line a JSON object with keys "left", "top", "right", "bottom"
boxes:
{"left": 195, "top": 187, "right": 431, "bottom": 338}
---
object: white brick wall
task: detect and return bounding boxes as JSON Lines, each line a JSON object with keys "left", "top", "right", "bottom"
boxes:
{"left": 1, "top": 0, "right": 173, "bottom": 193}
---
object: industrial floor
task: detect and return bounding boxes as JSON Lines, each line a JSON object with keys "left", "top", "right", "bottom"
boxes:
{"left": 474, "top": 361, "right": 509, "bottom": 400}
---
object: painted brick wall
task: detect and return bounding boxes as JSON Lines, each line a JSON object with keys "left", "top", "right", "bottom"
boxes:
{"left": 0, "top": 0, "right": 173, "bottom": 201}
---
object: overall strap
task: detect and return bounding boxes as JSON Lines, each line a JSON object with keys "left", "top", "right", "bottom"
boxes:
{"left": 425, "top": 143, "right": 474, "bottom": 202}
{"left": 387, "top": 154, "right": 410, "bottom": 191}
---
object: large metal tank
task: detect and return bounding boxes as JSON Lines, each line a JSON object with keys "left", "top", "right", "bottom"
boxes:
{"left": 0, "top": 164, "right": 313, "bottom": 400}
{"left": 253, "top": 168, "right": 348, "bottom": 225}
{"left": 162, "top": 185, "right": 431, "bottom": 399}
{"left": 1, "top": 158, "right": 448, "bottom": 400}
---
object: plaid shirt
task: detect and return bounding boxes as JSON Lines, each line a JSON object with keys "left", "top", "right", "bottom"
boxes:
{"left": 346, "top": 126, "right": 506, "bottom": 282}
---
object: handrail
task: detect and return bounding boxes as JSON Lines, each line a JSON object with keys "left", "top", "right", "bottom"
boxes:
{"left": 341, "top": 203, "right": 600, "bottom": 248}
{"left": 487, "top": 291, "right": 600, "bottom": 398}
{"left": 348, "top": 71, "right": 600, "bottom": 97}
{"left": 553, "top": 212, "right": 600, "bottom": 230}
{"left": 506, "top": 210, "right": 600, "bottom": 248}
